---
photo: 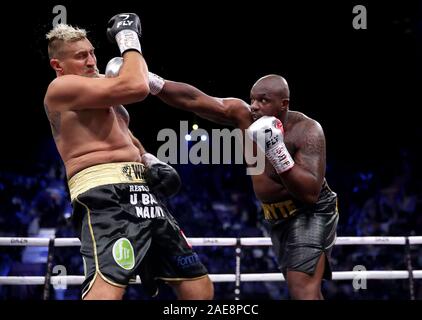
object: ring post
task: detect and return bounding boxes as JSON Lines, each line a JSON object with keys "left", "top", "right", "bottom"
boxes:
{"left": 404, "top": 237, "right": 415, "bottom": 300}
{"left": 234, "top": 237, "right": 241, "bottom": 300}
{"left": 43, "top": 237, "right": 56, "bottom": 300}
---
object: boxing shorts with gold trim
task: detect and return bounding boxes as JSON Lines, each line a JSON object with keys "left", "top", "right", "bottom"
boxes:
{"left": 68, "top": 162, "right": 208, "bottom": 298}
{"left": 264, "top": 180, "right": 339, "bottom": 279}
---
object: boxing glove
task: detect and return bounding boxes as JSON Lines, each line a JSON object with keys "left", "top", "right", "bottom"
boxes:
{"left": 246, "top": 116, "right": 294, "bottom": 173}
{"left": 105, "top": 57, "right": 164, "bottom": 94}
{"left": 107, "top": 13, "right": 142, "bottom": 55}
{"left": 142, "top": 153, "right": 181, "bottom": 198}
{"left": 105, "top": 57, "right": 123, "bottom": 77}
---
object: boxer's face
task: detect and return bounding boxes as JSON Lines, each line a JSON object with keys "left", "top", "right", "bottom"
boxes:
{"left": 250, "top": 77, "right": 290, "bottom": 121}
{"left": 250, "top": 79, "right": 289, "bottom": 121}
{"left": 53, "top": 38, "right": 99, "bottom": 78}
{"left": 250, "top": 85, "right": 288, "bottom": 121}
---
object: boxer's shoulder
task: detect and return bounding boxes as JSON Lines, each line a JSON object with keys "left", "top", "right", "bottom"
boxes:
{"left": 287, "top": 111, "right": 321, "bottom": 132}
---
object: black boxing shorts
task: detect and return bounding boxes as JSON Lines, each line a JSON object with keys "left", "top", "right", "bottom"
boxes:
{"left": 263, "top": 181, "right": 339, "bottom": 279}
{"left": 68, "top": 162, "right": 208, "bottom": 298}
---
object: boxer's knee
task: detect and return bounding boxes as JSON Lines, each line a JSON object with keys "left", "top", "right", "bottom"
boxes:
{"left": 288, "top": 280, "right": 322, "bottom": 300}
{"left": 170, "top": 276, "right": 214, "bottom": 300}
{"left": 286, "top": 254, "right": 326, "bottom": 300}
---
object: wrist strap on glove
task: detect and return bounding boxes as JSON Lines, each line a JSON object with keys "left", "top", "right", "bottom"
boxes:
{"left": 266, "top": 144, "right": 294, "bottom": 174}
{"left": 148, "top": 72, "right": 165, "bottom": 95}
{"left": 115, "top": 30, "right": 142, "bottom": 55}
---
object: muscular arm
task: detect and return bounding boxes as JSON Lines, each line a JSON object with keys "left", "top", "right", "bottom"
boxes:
{"left": 156, "top": 80, "right": 251, "bottom": 127}
{"left": 280, "top": 121, "right": 326, "bottom": 204}
{"left": 45, "top": 51, "right": 149, "bottom": 111}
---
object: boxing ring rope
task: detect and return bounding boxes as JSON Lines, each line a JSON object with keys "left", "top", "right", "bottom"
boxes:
{"left": 1, "top": 236, "right": 421, "bottom": 299}
{"left": 2, "top": 236, "right": 422, "bottom": 247}
{"left": 2, "top": 270, "right": 422, "bottom": 285}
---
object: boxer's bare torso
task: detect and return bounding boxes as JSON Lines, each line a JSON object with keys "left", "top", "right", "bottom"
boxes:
{"left": 234, "top": 108, "right": 324, "bottom": 203}
{"left": 44, "top": 103, "right": 140, "bottom": 178}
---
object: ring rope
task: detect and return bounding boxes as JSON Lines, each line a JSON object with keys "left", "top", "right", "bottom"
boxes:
{"left": 1, "top": 271, "right": 422, "bottom": 285}
{"left": 1, "top": 236, "right": 421, "bottom": 288}
{"left": 1, "top": 236, "right": 422, "bottom": 247}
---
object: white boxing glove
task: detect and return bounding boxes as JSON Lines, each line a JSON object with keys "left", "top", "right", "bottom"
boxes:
{"left": 104, "top": 57, "right": 164, "bottom": 95}
{"left": 105, "top": 57, "right": 123, "bottom": 78}
{"left": 246, "top": 116, "right": 294, "bottom": 174}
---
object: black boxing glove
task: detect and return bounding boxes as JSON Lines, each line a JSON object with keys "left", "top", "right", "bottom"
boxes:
{"left": 142, "top": 153, "right": 181, "bottom": 198}
{"left": 107, "top": 13, "right": 142, "bottom": 55}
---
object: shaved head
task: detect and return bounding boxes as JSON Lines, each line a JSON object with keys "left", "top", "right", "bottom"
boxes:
{"left": 249, "top": 74, "right": 290, "bottom": 121}
{"left": 252, "top": 74, "right": 290, "bottom": 99}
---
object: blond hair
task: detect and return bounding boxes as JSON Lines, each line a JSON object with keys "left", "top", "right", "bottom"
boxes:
{"left": 46, "top": 24, "right": 87, "bottom": 59}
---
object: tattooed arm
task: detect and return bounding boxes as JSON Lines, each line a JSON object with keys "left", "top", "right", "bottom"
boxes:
{"left": 280, "top": 120, "right": 326, "bottom": 204}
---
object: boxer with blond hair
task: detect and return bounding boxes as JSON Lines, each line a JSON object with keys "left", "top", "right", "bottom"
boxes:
{"left": 43, "top": 15, "right": 213, "bottom": 300}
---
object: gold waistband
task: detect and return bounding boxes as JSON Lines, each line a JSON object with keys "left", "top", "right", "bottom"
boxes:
{"left": 262, "top": 200, "right": 298, "bottom": 220}
{"left": 68, "top": 162, "right": 146, "bottom": 202}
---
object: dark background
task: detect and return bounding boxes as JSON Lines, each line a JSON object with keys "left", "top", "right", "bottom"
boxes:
{"left": 1, "top": 1, "right": 421, "bottom": 173}
{"left": 1, "top": 0, "right": 422, "bottom": 301}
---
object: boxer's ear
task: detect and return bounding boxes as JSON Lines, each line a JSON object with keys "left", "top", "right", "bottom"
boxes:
{"left": 50, "top": 58, "right": 64, "bottom": 74}
{"left": 280, "top": 98, "right": 289, "bottom": 111}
